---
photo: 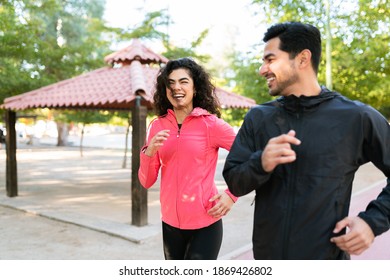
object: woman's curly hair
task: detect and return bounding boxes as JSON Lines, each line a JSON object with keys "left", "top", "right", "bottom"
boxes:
{"left": 153, "top": 57, "right": 221, "bottom": 117}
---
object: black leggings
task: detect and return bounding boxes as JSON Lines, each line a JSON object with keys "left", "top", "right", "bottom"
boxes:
{"left": 162, "top": 220, "right": 223, "bottom": 260}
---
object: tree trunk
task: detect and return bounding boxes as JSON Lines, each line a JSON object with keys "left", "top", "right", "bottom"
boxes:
{"left": 80, "top": 123, "right": 85, "bottom": 157}
{"left": 122, "top": 120, "right": 131, "bottom": 168}
{"left": 56, "top": 122, "right": 69, "bottom": 146}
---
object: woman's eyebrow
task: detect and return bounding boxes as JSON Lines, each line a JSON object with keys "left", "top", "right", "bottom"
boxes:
{"left": 168, "top": 77, "right": 190, "bottom": 82}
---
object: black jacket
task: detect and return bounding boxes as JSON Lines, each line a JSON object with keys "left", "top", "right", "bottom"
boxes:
{"left": 223, "top": 87, "right": 390, "bottom": 259}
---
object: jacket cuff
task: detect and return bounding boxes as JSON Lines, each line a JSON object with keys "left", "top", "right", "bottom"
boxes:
{"left": 224, "top": 189, "right": 238, "bottom": 202}
{"left": 358, "top": 211, "right": 390, "bottom": 237}
{"left": 140, "top": 146, "right": 158, "bottom": 163}
{"left": 140, "top": 145, "right": 158, "bottom": 158}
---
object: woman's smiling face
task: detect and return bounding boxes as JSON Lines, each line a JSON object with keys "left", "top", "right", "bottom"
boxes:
{"left": 166, "top": 68, "right": 195, "bottom": 112}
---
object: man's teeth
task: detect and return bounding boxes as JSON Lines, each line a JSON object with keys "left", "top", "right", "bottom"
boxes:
{"left": 267, "top": 77, "right": 275, "bottom": 83}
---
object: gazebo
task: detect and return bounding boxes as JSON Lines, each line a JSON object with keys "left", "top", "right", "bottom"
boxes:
{"left": 1, "top": 39, "right": 256, "bottom": 226}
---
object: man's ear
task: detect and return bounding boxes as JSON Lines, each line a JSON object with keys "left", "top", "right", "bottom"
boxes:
{"left": 298, "top": 49, "right": 312, "bottom": 68}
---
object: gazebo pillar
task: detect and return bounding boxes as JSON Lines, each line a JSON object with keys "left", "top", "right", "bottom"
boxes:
{"left": 131, "top": 96, "right": 148, "bottom": 226}
{"left": 5, "top": 110, "right": 18, "bottom": 197}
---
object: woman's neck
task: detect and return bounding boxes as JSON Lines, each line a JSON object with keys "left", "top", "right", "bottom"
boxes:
{"left": 174, "top": 107, "right": 193, "bottom": 124}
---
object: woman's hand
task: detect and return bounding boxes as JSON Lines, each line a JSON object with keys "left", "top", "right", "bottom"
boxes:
{"left": 207, "top": 192, "right": 235, "bottom": 218}
{"left": 144, "top": 130, "right": 170, "bottom": 157}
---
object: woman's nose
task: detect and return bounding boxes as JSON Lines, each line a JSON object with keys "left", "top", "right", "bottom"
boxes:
{"left": 171, "top": 82, "right": 180, "bottom": 90}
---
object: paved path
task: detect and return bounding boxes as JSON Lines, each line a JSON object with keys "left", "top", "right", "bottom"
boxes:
{"left": 349, "top": 180, "right": 390, "bottom": 260}
{"left": 0, "top": 141, "right": 254, "bottom": 259}
{"left": 0, "top": 135, "right": 388, "bottom": 260}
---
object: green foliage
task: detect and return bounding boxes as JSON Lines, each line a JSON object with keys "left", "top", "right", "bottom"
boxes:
{"left": 0, "top": 1, "right": 213, "bottom": 126}
{"left": 330, "top": 0, "right": 390, "bottom": 115}
{"left": 4, "top": 0, "right": 388, "bottom": 129}
{"left": 111, "top": 8, "right": 212, "bottom": 64}
{"left": 232, "top": 0, "right": 390, "bottom": 119}
{"left": 221, "top": 108, "right": 248, "bottom": 127}
{"left": 162, "top": 29, "right": 211, "bottom": 63}
{"left": 0, "top": 0, "right": 111, "bottom": 105}
{"left": 227, "top": 49, "right": 270, "bottom": 105}
{"left": 118, "top": 10, "right": 171, "bottom": 41}
{"left": 60, "top": 109, "right": 112, "bottom": 125}
{"left": 0, "top": 0, "right": 126, "bottom": 128}
{"left": 251, "top": 0, "right": 325, "bottom": 24}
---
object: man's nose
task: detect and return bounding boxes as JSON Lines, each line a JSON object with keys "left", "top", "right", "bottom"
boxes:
{"left": 259, "top": 63, "right": 267, "bottom": 76}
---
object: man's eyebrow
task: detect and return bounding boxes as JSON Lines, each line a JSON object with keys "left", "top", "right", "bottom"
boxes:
{"left": 262, "top": 53, "right": 275, "bottom": 61}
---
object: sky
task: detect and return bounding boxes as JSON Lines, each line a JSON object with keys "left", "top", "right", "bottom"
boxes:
{"left": 103, "top": 0, "right": 265, "bottom": 57}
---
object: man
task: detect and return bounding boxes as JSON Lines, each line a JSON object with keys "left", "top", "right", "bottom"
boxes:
{"left": 223, "top": 22, "right": 390, "bottom": 259}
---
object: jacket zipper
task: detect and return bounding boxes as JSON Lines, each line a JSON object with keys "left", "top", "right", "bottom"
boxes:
{"left": 175, "top": 120, "right": 187, "bottom": 227}
{"left": 175, "top": 122, "right": 181, "bottom": 227}
{"left": 282, "top": 108, "right": 302, "bottom": 259}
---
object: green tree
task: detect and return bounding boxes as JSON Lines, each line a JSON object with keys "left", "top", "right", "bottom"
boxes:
{"left": 0, "top": 0, "right": 45, "bottom": 101}
{"left": 227, "top": 49, "right": 269, "bottom": 104}
{"left": 114, "top": 9, "right": 211, "bottom": 63}
{"left": 242, "top": 0, "right": 390, "bottom": 118}
{"left": 0, "top": 0, "right": 115, "bottom": 144}
{"left": 1, "top": 0, "right": 215, "bottom": 144}
{"left": 162, "top": 29, "right": 211, "bottom": 63}
{"left": 0, "top": 0, "right": 110, "bottom": 101}
{"left": 116, "top": 10, "right": 170, "bottom": 42}
{"left": 331, "top": 0, "right": 390, "bottom": 114}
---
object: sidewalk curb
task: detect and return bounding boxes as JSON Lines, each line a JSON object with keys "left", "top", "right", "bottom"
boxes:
{"left": 0, "top": 196, "right": 160, "bottom": 244}
{"left": 218, "top": 243, "right": 252, "bottom": 260}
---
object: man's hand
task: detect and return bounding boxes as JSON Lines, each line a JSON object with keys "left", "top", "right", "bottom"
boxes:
{"left": 330, "top": 216, "right": 375, "bottom": 255}
{"left": 261, "top": 130, "right": 301, "bottom": 172}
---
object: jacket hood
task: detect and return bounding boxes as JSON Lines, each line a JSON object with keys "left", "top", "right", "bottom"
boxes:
{"left": 277, "top": 86, "right": 339, "bottom": 113}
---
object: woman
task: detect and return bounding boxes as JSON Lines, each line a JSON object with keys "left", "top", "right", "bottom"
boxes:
{"left": 138, "top": 57, "right": 237, "bottom": 260}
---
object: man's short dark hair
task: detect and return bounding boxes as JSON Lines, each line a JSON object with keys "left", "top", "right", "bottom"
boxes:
{"left": 263, "top": 22, "right": 322, "bottom": 74}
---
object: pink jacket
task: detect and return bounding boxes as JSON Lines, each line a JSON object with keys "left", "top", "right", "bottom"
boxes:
{"left": 138, "top": 108, "right": 237, "bottom": 229}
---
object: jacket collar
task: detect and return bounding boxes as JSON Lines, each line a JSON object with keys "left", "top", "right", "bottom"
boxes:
{"left": 166, "top": 107, "right": 211, "bottom": 119}
{"left": 277, "top": 86, "right": 339, "bottom": 113}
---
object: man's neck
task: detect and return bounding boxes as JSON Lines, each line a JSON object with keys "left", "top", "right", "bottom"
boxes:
{"left": 284, "top": 82, "right": 321, "bottom": 97}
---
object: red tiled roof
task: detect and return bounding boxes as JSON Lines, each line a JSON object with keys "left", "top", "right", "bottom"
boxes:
{"left": 3, "top": 61, "right": 159, "bottom": 110}
{"left": 104, "top": 38, "right": 169, "bottom": 65}
{"left": 2, "top": 39, "right": 256, "bottom": 111}
{"left": 215, "top": 87, "right": 256, "bottom": 109}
